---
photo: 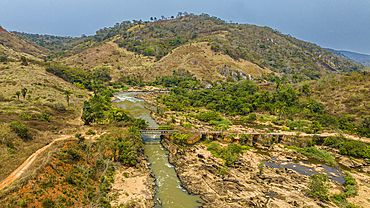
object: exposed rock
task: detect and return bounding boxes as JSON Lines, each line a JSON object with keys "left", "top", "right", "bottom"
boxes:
{"left": 161, "top": 139, "right": 337, "bottom": 208}
{"left": 339, "top": 156, "right": 355, "bottom": 168}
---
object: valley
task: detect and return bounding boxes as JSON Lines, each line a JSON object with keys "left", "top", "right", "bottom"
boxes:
{"left": 0, "top": 13, "right": 369, "bottom": 208}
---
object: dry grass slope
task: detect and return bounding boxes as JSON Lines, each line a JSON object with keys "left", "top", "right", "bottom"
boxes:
{"left": 62, "top": 40, "right": 269, "bottom": 82}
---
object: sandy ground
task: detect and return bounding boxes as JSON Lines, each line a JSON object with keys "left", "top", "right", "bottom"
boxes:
{"left": 110, "top": 166, "right": 154, "bottom": 207}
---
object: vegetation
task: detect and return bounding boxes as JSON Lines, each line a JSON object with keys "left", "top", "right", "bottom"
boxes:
{"left": 330, "top": 171, "right": 358, "bottom": 207}
{"left": 206, "top": 142, "right": 243, "bottom": 166}
{"left": 284, "top": 145, "right": 336, "bottom": 165}
{"left": 306, "top": 173, "right": 331, "bottom": 201}
{"left": 9, "top": 121, "right": 31, "bottom": 141}
{"left": 323, "top": 136, "right": 370, "bottom": 159}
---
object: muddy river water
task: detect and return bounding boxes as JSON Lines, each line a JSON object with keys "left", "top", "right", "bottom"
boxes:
{"left": 114, "top": 92, "right": 200, "bottom": 208}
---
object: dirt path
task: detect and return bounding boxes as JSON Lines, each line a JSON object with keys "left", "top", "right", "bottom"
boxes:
{"left": 0, "top": 135, "right": 73, "bottom": 191}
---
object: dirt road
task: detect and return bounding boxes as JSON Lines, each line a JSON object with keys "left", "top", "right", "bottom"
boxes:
{"left": 0, "top": 135, "right": 72, "bottom": 190}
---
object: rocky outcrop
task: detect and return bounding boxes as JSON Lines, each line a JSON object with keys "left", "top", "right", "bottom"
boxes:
{"left": 161, "top": 139, "right": 337, "bottom": 208}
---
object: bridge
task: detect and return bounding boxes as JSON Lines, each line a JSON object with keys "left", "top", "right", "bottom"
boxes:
{"left": 140, "top": 127, "right": 179, "bottom": 135}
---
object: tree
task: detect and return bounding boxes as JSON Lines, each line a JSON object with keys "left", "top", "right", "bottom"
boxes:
{"left": 63, "top": 90, "right": 72, "bottom": 106}
{"left": 361, "top": 115, "right": 370, "bottom": 129}
{"left": 21, "top": 88, "right": 28, "bottom": 100}
{"left": 15, "top": 91, "right": 21, "bottom": 100}
{"left": 81, "top": 95, "right": 105, "bottom": 125}
{"left": 274, "top": 101, "right": 286, "bottom": 120}
{"left": 301, "top": 83, "right": 311, "bottom": 96}
{"left": 306, "top": 174, "right": 331, "bottom": 201}
{"left": 20, "top": 56, "right": 28, "bottom": 66}
{"left": 311, "top": 121, "right": 322, "bottom": 134}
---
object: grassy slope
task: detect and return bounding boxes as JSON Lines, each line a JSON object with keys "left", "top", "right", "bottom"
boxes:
{"left": 308, "top": 72, "right": 370, "bottom": 120}
{"left": 0, "top": 58, "right": 88, "bottom": 180}
{"left": 61, "top": 40, "right": 269, "bottom": 82}
{"left": 0, "top": 30, "right": 48, "bottom": 58}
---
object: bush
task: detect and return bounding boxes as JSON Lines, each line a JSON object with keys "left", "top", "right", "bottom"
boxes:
{"left": 19, "top": 113, "right": 32, "bottom": 120}
{"left": 299, "top": 146, "right": 336, "bottom": 165}
{"left": 248, "top": 113, "right": 257, "bottom": 122}
{"left": 306, "top": 174, "right": 331, "bottom": 201}
{"left": 281, "top": 126, "right": 290, "bottom": 131}
{"left": 196, "top": 111, "right": 222, "bottom": 122}
{"left": 206, "top": 142, "right": 243, "bottom": 166}
{"left": 42, "top": 198, "right": 56, "bottom": 208}
{"left": 39, "top": 113, "right": 52, "bottom": 122}
{"left": 85, "top": 129, "right": 96, "bottom": 135}
{"left": 10, "top": 121, "right": 31, "bottom": 140}
{"left": 339, "top": 140, "right": 368, "bottom": 158}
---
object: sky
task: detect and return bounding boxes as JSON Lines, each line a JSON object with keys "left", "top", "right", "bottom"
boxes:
{"left": 1, "top": 0, "right": 369, "bottom": 54}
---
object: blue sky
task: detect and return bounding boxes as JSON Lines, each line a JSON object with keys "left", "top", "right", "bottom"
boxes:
{"left": 1, "top": 0, "right": 369, "bottom": 54}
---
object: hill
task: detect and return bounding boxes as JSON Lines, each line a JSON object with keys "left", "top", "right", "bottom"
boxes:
{"left": 326, "top": 48, "right": 370, "bottom": 67}
{"left": 0, "top": 56, "right": 88, "bottom": 183}
{"left": 14, "top": 14, "right": 363, "bottom": 82}
{"left": 0, "top": 27, "right": 48, "bottom": 58}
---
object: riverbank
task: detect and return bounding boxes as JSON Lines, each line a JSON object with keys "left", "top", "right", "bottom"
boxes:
{"left": 109, "top": 152, "right": 156, "bottom": 208}
{"left": 139, "top": 91, "right": 370, "bottom": 208}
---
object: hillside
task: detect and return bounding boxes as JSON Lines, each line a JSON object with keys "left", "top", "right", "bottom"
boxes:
{"left": 326, "top": 48, "right": 370, "bottom": 67}
{"left": 61, "top": 40, "right": 268, "bottom": 82}
{"left": 0, "top": 57, "right": 88, "bottom": 183}
{"left": 14, "top": 14, "right": 363, "bottom": 82}
{"left": 0, "top": 27, "right": 48, "bottom": 58}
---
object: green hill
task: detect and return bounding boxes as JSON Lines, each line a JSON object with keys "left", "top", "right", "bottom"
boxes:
{"left": 13, "top": 14, "right": 363, "bottom": 82}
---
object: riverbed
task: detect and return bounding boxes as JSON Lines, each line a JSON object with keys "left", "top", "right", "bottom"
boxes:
{"left": 114, "top": 92, "right": 200, "bottom": 207}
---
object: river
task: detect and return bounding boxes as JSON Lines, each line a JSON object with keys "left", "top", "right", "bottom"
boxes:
{"left": 114, "top": 92, "right": 200, "bottom": 208}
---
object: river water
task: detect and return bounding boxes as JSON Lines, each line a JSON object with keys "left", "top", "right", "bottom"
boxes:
{"left": 114, "top": 92, "right": 200, "bottom": 208}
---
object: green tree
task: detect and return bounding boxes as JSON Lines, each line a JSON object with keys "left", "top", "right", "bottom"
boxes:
{"left": 63, "top": 90, "right": 72, "bottom": 106}
{"left": 81, "top": 95, "right": 105, "bottom": 125}
{"left": 15, "top": 91, "right": 21, "bottom": 100}
{"left": 20, "top": 56, "right": 28, "bottom": 66}
{"left": 311, "top": 121, "right": 322, "bottom": 133}
{"left": 301, "top": 83, "right": 311, "bottom": 96}
{"left": 21, "top": 88, "right": 28, "bottom": 100}
{"left": 306, "top": 173, "right": 331, "bottom": 201}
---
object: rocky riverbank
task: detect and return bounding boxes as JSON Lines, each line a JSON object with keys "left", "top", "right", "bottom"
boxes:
{"left": 161, "top": 139, "right": 339, "bottom": 207}
{"left": 109, "top": 152, "right": 156, "bottom": 208}
{"left": 138, "top": 91, "right": 370, "bottom": 207}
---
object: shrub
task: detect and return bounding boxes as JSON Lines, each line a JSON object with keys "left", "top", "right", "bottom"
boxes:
{"left": 196, "top": 111, "right": 222, "bottom": 122}
{"left": 85, "top": 129, "right": 96, "bottom": 135}
{"left": 281, "top": 126, "right": 289, "bottom": 131}
{"left": 248, "top": 113, "right": 257, "bottom": 122}
{"left": 42, "top": 198, "right": 56, "bottom": 208}
{"left": 39, "top": 113, "right": 52, "bottom": 122}
{"left": 299, "top": 146, "right": 336, "bottom": 165}
{"left": 19, "top": 113, "right": 32, "bottom": 120}
{"left": 306, "top": 174, "right": 331, "bottom": 201}
{"left": 9, "top": 121, "right": 31, "bottom": 140}
{"left": 339, "top": 140, "right": 368, "bottom": 158}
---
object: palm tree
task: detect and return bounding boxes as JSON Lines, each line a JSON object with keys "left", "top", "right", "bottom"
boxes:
{"left": 21, "top": 88, "right": 27, "bottom": 100}
{"left": 63, "top": 90, "right": 72, "bottom": 106}
{"left": 274, "top": 101, "right": 286, "bottom": 120}
{"left": 15, "top": 91, "right": 21, "bottom": 100}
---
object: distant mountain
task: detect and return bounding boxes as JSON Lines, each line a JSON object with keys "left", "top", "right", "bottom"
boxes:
{"left": 326, "top": 48, "right": 370, "bottom": 67}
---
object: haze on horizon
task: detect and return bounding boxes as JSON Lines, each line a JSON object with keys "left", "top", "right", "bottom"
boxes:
{"left": 1, "top": 0, "right": 369, "bottom": 55}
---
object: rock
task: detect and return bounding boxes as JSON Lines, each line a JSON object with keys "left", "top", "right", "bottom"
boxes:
{"left": 197, "top": 154, "right": 204, "bottom": 159}
{"left": 339, "top": 157, "right": 355, "bottom": 168}
{"left": 363, "top": 166, "right": 370, "bottom": 174}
